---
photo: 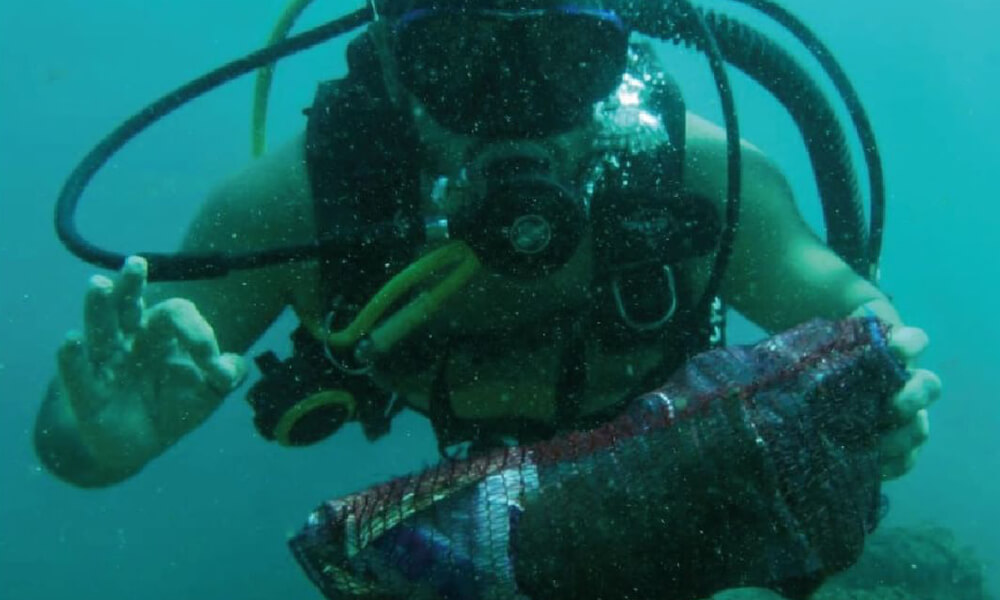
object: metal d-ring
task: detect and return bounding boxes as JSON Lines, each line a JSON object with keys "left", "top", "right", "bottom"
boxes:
{"left": 612, "top": 264, "right": 678, "bottom": 332}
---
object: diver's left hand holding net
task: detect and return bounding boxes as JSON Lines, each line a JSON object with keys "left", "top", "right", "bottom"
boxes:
{"left": 290, "top": 317, "right": 909, "bottom": 600}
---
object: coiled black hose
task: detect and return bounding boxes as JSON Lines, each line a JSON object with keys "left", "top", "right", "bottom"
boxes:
{"left": 632, "top": 0, "right": 744, "bottom": 324}
{"left": 729, "top": 0, "right": 886, "bottom": 278}
{"left": 54, "top": 6, "right": 374, "bottom": 281}
{"left": 669, "top": 10, "right": 871, "bottom": 277}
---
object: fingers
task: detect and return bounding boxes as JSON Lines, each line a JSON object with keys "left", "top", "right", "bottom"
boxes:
{"left": 140, "top": 299, "right": 246, "bottom": 395}
{"left": 116, "top": 256, "right": 147, "bottom": 336}
{"left": 141, "top": 298, "right": 216, "bottom": 361}
{"left": 880, "top": 409, "right": 929, "bottom": 480}
{"left": 881, "top": 409, "right": 930, "bottom": 456}
{"left": 57, "top": 331, "right": 91, "bottom": 390}
{"left": 879, "top": 358, "right": 941, "bottom": 481}
{"left": 83, "top": 275, "right": 121, "bottom": 365}
{"left": 82, "top": 257, "right": 149, "bottom": 366}
{"left": 58, "top": 331, "right": 108, "bottom": 419}
{"left": 889, "top": 368, "right": 942, "bottom": 423}
{"left": 214, "top": 352, "right": 249, "bottom": 393}
{"left": 888, "top": 325, "right": 929, "bottom": 364}
{"left": 881, "top": 448, "right": 920, "bottom": 481}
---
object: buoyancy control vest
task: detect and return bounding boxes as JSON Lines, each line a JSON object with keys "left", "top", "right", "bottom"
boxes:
{"left": 246, "top": 33, "right": 724, "bottom": 455}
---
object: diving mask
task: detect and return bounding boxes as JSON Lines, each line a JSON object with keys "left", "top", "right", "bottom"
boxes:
{"left": 388, "top": 3, "right": 629, "bottom": 138}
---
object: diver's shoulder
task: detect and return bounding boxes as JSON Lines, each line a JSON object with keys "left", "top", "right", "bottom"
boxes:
{"left": 223, "top": 131, "right": 312, "bottom": 210}
{"left": 684, "top": 112, "right": 764, "bottom": 155}
{"left": 180, "top": 131, "right": 323, "bottom": 317}
{"left": 204, "top": 132, "right": 316, "bottom": 246}
{"left": 683, "top": 112, "right": 784, "bottom": 189}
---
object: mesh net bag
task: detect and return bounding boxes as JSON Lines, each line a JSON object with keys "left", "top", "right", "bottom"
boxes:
{"left": 290, "top": 317, "right": 909, "bottom": 600}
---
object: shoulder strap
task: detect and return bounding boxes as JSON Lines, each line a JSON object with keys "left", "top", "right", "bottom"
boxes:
{"left": 304, "top": 32, "right": 425, "bottom": 316}
{"left": 244, "top": 33, "right": 424, "bottom": 447}
{"left": 589, "top": 44, "right": 724, "bottom": 390}
{"left": 426, "top": 45, "right": 722, "bottom": 455}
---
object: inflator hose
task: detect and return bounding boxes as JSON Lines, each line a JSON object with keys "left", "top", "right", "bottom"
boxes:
{"left": 669, "top": 11, "right": 870, "bottom": 277}
{"left": 252, "top": 0, "right": 316, "bottom": 158}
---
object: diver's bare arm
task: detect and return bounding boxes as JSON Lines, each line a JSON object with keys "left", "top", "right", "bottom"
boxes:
{"left": 35, "top": 135, "right": 317, "bottom": 487}
{"left": 684, "top": 116, "right": 938, "bottom": 480}
{"left": 698, "top": 132, "right": 941, "bottom": 479}
{"left": 683, "top": 114, "right": 895, "bottom": 331}
{"left": 724, "top": 158, "right": 893, "bottom": 330}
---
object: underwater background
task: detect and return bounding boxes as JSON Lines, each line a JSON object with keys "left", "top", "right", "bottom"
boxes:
{"left": 0, "top": 1, "right": 995, "bottom": 598}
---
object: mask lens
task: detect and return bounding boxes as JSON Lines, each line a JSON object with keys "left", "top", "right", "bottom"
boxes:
{"left": 394, "top": 8, "right": 628, "bottom": 137}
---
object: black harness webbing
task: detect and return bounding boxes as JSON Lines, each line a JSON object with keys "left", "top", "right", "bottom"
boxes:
{"left": 304, "top": 33, "right": 424, "bottom": 317}
{"left": 283, "top": 35, "right": 722, "bottom": 454}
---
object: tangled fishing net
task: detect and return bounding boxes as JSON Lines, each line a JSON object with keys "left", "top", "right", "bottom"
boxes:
{"left": 290, "top": 317, "right": 908, "bottom": 600}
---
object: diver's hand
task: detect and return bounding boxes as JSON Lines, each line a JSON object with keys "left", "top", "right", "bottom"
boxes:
{"left": 56, "top": 256, "right": 247, "bottom": 469}
{"left": 880, "top": 326, "right": 941, "bottom": 480}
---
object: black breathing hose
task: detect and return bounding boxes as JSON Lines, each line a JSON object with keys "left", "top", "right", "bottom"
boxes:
{"left": 54, "top": 6, "right": 374, "bottom": 281}
{"left": 678, "top": 11, "right": 869, "bottom": 275}
{"left": 635, "top": 0, "right": 743, "bottom": 317}
{"left": 722, "top": 0, "right": 885, "bottom": 277}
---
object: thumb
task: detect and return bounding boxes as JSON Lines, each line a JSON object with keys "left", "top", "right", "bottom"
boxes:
{"left": 204, "top": 352, "right": 248, "bottom": 396}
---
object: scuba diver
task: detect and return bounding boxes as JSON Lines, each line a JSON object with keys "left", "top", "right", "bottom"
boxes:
{"left": 35, "top": 0, "right": 941, "bottom": 593}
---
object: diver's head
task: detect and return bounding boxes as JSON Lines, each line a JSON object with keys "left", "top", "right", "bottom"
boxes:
{"left": 370, "top": 0, "right": 630, "bottom": 139}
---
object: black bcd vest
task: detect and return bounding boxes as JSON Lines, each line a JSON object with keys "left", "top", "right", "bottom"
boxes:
{"left": 248, "top": 33, "right": 725, "bottom": 456}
